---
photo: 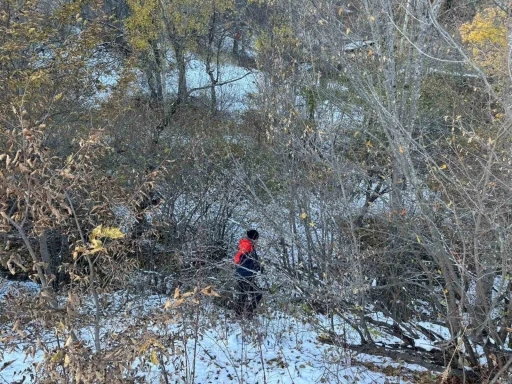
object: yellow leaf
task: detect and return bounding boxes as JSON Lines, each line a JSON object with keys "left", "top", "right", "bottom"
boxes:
{"left": 416, "top": 235, "right": 422, "bottom": 244}
{"left": 309, "top": 221, "right": 315, "bottom": 228}
{"left": 346, "top": 28, "right": 351, "bottom": 34}
{"left": 60, "top": 168, "right": 74, "bottom": 179}
{"left": 90, "top": 225, "right": 125, "bottom": 241}
{"left": 174, "top": 287, "right": 180, "bottom": 299}
{"left": 152, "top": 340, "right": 165, "bottom": 349}
{"left": 201, "top": 286, "right": 221, "bottom": 297}
{"left": 65, "top": 336, "right": 73, "bottom": 347}
{"left": 90, "top": 239, "right": 103, "bottom": 249}
{"left": 51, "top": 350, "right": 63, "bottom": 362}
{"left": 53, "top": 93, "right": 63, "bottom": 101}
{"left": 300, "top": 212, "right": 308, "bottom": 220}
{"left": 365, "top": 140, "right": 373, "bottom": 148}
{"left": 173, "top": 298, "right": 184, "bottom": 308}
{"left": 201, "top": 286, "right": 212, "bottom": 295}
{"left": 458, "top": 7, "right": 506, "bottom": 73}
{"left": 150, "top": 350, "right": 159, "bottom": 365}
{"left": 64, "top": 354, "right": 70, "bottom": 367}
{"left": 338, "top": 8, "right": 343, "bottom": 16}
{"left": 399, "top": 146, "right": 404, "bottom": 153}
{"left": 90, "top": 225, "right": 103, "bottom": 240}
{"left": 369, "top": 15, "right": 375, "bottom": 21}
{"left": 100, "top": 227, "right": 125, "bottom": 239}
{"left": 439, "top": 164, "right": 447, "bottom": 170}
{"left": 87, "top": 247, "right": 106, "bottom": 255}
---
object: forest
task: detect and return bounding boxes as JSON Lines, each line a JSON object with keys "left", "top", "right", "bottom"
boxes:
{"left": 1, "top": 0, "right": 512, "bottom": 383}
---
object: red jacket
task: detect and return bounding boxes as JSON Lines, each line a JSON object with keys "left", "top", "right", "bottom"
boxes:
{"left": 234, "top": 238, "right": 260, "bottom": 277}
{"left": 234, "top": 238, "right": 253, "bottom": 264}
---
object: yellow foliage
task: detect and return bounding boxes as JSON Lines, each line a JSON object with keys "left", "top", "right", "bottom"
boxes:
{"left": 73, "top": 225, "right": 124, "bottom": 257}
{"left": 90, "top": 238, "right": 103, "bottom": 249}
{"left": 126, "top": 0, "right": 234, "bottom": 51}
{"left": 125, "top": 0, "right": 161, "bottom": 51}
{"left": 50, "top": 350, "right": 63, "bottom": 363}
{"left": 90, "top": 225, "right": 125, "bottom": 241}
{"left": 459, "top": 7, "right": 506, "bottom": 74}
{"left": 0, "top": 0, "right": 109, "bottom": 133}
{"left": 460, "top": 8, "right": 506, "bottom": 46}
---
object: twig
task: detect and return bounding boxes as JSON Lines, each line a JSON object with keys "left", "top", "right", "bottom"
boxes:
{"left": 65, "top": 190, "right": 101, "bottom": 352}
{"left": 488, "top": 357, "right": 512, "bottom": 384}
{"left": 0, "top": 211, "right": 57, "bottom": 308}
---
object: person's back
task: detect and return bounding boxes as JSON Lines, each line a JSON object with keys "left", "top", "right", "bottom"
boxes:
{"left": 234, "top": 229, "right": 262, "bottom": 315}
{"left": 235, "top": 237, "right": 259, "bottom": 278}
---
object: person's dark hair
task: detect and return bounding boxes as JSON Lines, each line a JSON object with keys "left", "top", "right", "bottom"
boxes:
{"left": 247, "top": 229, "right": 259, "bottom": 240}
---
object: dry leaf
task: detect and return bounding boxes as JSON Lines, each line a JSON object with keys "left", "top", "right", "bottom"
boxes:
{"left": 150, "top": 350, "right": 159, "bottom": 365}
{"left": 173, "top": 298, "right": 184, "bottom": 308}
{"left": 64, "top": 354, "right": 70, "bottom": 367}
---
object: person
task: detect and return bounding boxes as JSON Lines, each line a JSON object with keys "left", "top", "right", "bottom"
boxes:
{"left": 234, "top": 229, "right": 262, "bottom": 316}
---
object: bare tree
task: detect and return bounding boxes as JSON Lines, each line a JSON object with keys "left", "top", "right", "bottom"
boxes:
{"left": 240, "top": 0, "right": 512, "bottom": 380}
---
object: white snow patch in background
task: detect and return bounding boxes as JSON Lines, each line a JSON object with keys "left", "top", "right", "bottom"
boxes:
{"left": 83, "top": 51, "right": 260, "bottom": 112}
{"left": 165, "top": 56, "right": 260, "bottom": 112}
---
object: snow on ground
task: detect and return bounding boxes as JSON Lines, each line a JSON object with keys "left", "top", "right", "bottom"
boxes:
{"left": 0, "top": 276, "right": 446, "bottom": 384}
{"left": 0, "top": 277, "right": 39, "bottom": 300}
{"left": 0, "top": 278, "right": 42, "bottom": 383}
{"left": 1, "top": 346, "right": 42, "bottom": 384}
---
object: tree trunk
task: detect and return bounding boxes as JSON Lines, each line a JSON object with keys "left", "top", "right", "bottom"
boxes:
{"left": 173, "top": 39, "right": 188, "bottom": 104}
